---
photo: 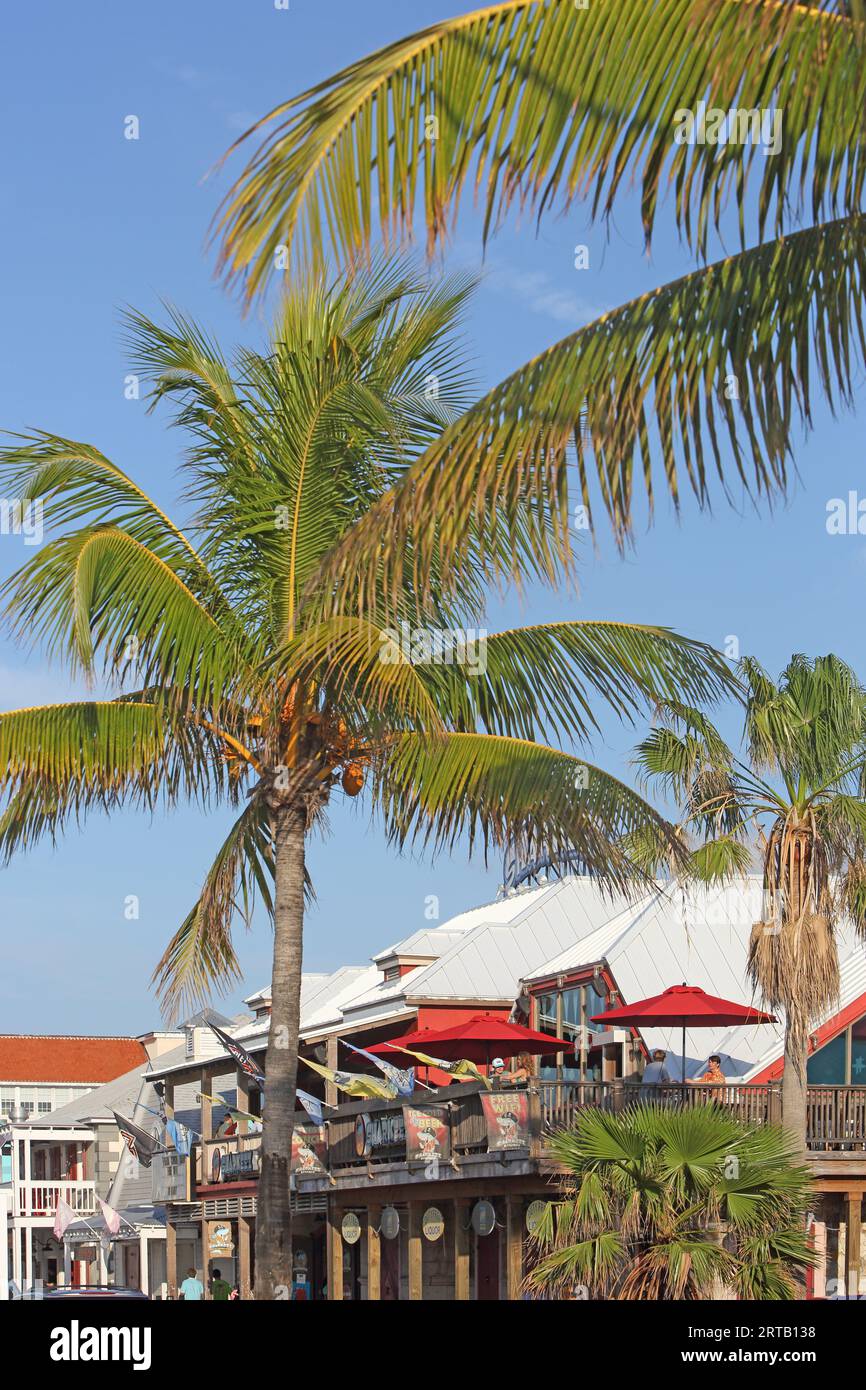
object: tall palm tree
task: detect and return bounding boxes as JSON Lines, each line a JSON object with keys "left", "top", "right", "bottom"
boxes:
{"left": 213, "top": 0, "right": 866, "bottom": 602}
{"left": 526, "top": 1101, "right": 815, "bottom": 1300}
{"left": 633, "top": 654, "right": 866, "bottom": 1145}
{"left": 0, "top": 261, "right": 734, "bottom": 1297}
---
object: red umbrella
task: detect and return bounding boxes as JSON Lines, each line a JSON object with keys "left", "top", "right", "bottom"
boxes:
{"left": 591, "top": 984, "right": 777, "bottom": 1081}
{"left": 368, "top": 1013, "right": 561, "bottom": 1068}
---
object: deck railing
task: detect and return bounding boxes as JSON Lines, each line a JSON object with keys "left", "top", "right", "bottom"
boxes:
{"left": 17, "top": 1180, "right": 96, "bottom": 1216}
{"left": 536, "top": 1080, "right": 866, "bottom": 1150}
{"left": 180, "top": 1082, "right": 866, "bottom": 1196}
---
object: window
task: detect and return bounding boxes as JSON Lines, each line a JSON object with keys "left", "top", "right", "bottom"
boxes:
{"left": 535, "top": 976, "right": 613, "bottom": 1082}
{"left": 806, "top": 1012, "right": 866, "bottom": 1085}
{"left": 37, "top": 1102, "right": 52, "bottom": 1114}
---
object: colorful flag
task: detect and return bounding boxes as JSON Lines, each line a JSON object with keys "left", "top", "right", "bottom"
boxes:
{"left": 196, "top": 1093, "right": 261, "bottom": 1132}
{"left": 300, "top": 1055, "right": 397, "bottom": 1101}
{"left": 166, "top": 1119, "right": 192, "bottom": 1156}
{"left": 112, "top": 1111, "right": 158, "bottom": 1168}
{"left": 341, "top": 1039, "right": 415, "bottom": 1096}
{"left": 208, "top": 1024, "right": 266, "bottom": 1086}
{"left": 97, "top": 1197, "right": 122, "bottom": 1236}
{"left": 53, "top": 1197, "right": 77, "bottom": 1242}
{"left": 296, "top": 1088, "right": 325, "bottom": 1126}
{"left": 381, "top": 1045, "right": 491, "bottom": 1089}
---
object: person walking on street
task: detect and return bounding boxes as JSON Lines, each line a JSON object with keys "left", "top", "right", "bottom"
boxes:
{"left": 180, "top": 1267, "right": 203, "bottom": 1301}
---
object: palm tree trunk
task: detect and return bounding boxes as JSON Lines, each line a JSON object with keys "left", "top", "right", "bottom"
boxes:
{"left": 781, "top": 1021, "right": 808, "bottom": 1153}
{"left": 254, "top": 797, "right": 307, "bottom": 1298}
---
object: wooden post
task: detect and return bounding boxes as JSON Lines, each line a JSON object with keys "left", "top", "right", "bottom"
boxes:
{"left": 454, "top": 1200, "right": 470, "bottom": 1301}
{"left": 166, "top": 1217, "right": 177, "bottom": 1300}
{"left": 408, "top": 1204, "right": 423, "bottom": 1301}
{"left": 847, "top": 1192, "right": 862, "bottom": 1298}
{"left": 238, "top": 1215, "right": 252, "bottom": 1300}
{"left": 505, "top": 1197, "right": 523, "bottom": 1300}
{"left": 611, "top": 1077, "right": 625, "bottom": 1114}
{"left": 325, "top": 1037, "right": 340, "bottom": 1110}
{"left": 200, "top": 1071, "right": 213, "bottom": 1141}
{"left": 367, "top": 1205, "right": 381, "bottom": 1302}
{"left": 327, "top": 1207, "right": 343, "bottom": 1301}
{"left": 201, "top": 1217, "right": 209, "bottom": 1296}
{"left": 768, "top": 1081, "right": 783, "bottom": 1127}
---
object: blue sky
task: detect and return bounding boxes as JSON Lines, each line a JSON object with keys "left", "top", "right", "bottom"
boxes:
{"left": 1, "top": 1, "right": 864, "bottom": 1035}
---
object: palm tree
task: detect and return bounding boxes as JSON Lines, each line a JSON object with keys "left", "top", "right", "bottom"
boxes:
{"left": 212, "top": 0, "right": 866, "bottom": 603}
{"left": 633, "top": 654, "right": 866, "bottom": 1146}
{"left": 526, "top": 1102, "right": 815, "bottom": 1300}
{"left": 0, "top": 260, "right": 734, "bottom": 1297}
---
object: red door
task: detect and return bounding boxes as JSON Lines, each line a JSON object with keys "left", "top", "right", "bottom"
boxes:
{"left": 476, "top": 1225, "right": 501, "bottom": 1300}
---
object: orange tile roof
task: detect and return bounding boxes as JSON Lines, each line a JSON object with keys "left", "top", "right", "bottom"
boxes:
{"left": 0, "top": 1036, "right": 147, "bottom": 1084}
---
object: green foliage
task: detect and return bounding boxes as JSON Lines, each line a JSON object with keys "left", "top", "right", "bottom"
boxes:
{"left": 527, "top": 1102, "right": 815, "bottom": 1300}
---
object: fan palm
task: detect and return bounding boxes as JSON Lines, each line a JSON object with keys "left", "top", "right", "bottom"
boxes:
{"left": 634, "top": 654, "right": 866, "bottom": 1146}
{"left": 0, "top": 260, "right": 735, "bottom": 1297}
{"left": 526, "top": 1102, "right": 815, "bottom": 1300}
{"left": 213, "top": 0, "right": 866, "bottom": 605}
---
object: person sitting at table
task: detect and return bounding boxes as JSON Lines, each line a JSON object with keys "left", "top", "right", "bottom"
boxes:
{"left": 688, "top": 1054, "right": 726, "bottom": 1085}
{"left": 641, "top": 1049, "right": 672, "bottom": 1096}
{"left": 504, "top": 1053, "right": 531, "bottom": 1085}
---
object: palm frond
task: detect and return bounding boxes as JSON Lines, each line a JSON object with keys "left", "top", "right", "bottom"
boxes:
{"left": 213, "top": 0, "right": 865, "bottom": 294}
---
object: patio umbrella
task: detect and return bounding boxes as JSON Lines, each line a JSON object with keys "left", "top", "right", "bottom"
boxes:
{"left": 590, "top": 984, "right": 777, "bottom": 1082}
{"left": 368, "top": 1013, "right": 561, "bottom": 1068}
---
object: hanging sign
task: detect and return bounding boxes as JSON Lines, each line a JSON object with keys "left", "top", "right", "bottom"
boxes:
{"left": 209, "top": 1141, "right": 261, "bottom": 1184}
{"left": 471, "top": 1200, "right": 496, "bottom": 1237}
{"left": 381, "top": 1206, "right": 400, "bottom": 1240}
{"left": 422, "top": 1206, "right": 445, "bottom": 1241}
{"left": 208, "top": 1221, "right": 234, "bottom": 1258}
{"left": 341, "top": 1212, "right": 362, "bottom": 1245}
{"left": 480, "top": 1091, "right": 531, "bottom": 1150}
{"left": 402, "top": 1103, "right": 451, "bottom": 1163}
{"left": 525, "top": 1200, "right": 548, "bottom": 1234}
{"left": 291, "top": 1125, "right": 328, "bottom": 1177}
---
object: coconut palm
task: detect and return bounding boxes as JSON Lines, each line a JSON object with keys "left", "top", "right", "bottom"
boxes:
{"left": 0, "top": 260, "right": 735, "bottom": 1297}
{"left": 633, "top": 654, "right": 866, "bottom": 1146}
{"left": 213, "top": 0, "right": 866, "bottom": 605}
{"left": 526, "top": 1102, "right": 815, "bottom": 1300}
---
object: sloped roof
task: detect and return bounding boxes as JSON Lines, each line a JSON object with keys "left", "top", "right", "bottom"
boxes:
{"left": 522, "top": 876, "right": 866, "bottom": 1081}
{"left": 24, "top": 1041, "right": 189, "bottom": 1128}
{"left": 0, "top": 1036, "right": 148, "bottom": 1084}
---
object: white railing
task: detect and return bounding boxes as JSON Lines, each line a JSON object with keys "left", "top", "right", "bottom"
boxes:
{"left": 17, "top": 1180, "right": 96, "bottom": 1217}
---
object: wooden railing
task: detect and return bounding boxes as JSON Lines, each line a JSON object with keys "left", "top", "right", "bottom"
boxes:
{"left": 536, "top": 1081, "right": 866, "bottom": 1151}
{"left": 178, "top": 1083, "right": 866, "bottom": 1197}
{"left": 17, "top": 1180, "right": 96, "bottom": 1216}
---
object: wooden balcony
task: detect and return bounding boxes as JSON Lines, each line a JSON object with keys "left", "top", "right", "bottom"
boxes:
{"left": 178, "top": 1082, "right": 866, "bottom": 1202}
{"left": 17, "top": 1180, "right": 96, "bottom": 1217}
{"left": 536, "top": 1080, "right": 866, "bottom": 1151}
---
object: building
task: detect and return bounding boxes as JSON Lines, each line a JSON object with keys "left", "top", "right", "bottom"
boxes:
{"left": 0, "top": 1034, "right": 148, "bottom": 1128}
{"left": 0, "top": 1015, "right": 238, "bottom": 1295}
{"left": 148, "top": 874, "right": 866, "bottom": 1300}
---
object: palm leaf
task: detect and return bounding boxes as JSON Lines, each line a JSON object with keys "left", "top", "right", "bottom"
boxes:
{"left": 213, "top": 0, "right": 865, "bottom": 294}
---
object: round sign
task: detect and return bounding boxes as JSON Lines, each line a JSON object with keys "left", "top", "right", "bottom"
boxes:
{"left": 341, "top": 1212, "right": 362, "bottom": 1245}
{"left": 471, "top": 1200, "right": 496, "bottom": 1237}
{"left": 422, "top": 1206, "right": 445, "bottom": 1241}
{"left": 210, "top": 1149, "right": 221, "bottom": 1184}
{"left": 353, "top": 1113, "right": 368, "bottom": 1158}
{"left": 380, "top": 1206, "right": 400, "bottom": 1240}
{"left": 525, "top": 1200, "right": 548, "bottom": 1234}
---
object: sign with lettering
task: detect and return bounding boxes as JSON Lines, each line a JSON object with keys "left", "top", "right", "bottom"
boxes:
{"left": 291, "top": 1125, "right": 328, "bottom": 1176}
{"left": 422, "top": 1206, "right": 445, "bottom": 1241}
{"left": 402, "top": 1104, "right": 451, "bottom": 1163}
{"left": 354, "top": 1109, "right": 406, "bottom": 1158}
{"left": 151, "top": 1152, "right": 190, "bottom": 1203}
{"left": 480, "top": 1091, "right": 531, "bottom": 1151}
{"left": 209, "top": 1141, "right": 261, "bottom": 1184}
{"left": 525, "top": 1200, "right": 548, "bottom": 1234}
{"left": 341, "top": 1213, "right": 362, "bottom": 1245}
{"left": 208, "top": 1221, "right": 234, "bottom": 1257}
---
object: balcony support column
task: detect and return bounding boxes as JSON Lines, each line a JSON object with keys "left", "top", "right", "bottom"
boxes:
{"left": 327, "top": 1206, "right": 343, "bottom": 1300}
{"left": 454, "top": 1199, "right": 471, "bottom": 1300}
{"left": 367, "top": 1205, "right": 381, "bottom": 1302}
{"left": 238, "top": 1215, "right": 252, "bottom": 1300}
{"left": 505, "top": 1197, "right": 524, "bottom": 1300}
{"left": 166, "top": 1216, "right": 177, "bottom": 1299}
{"left": 847, "top": 1192, "right": 862, "bottom": 1299}
{"left": 408, "top": 1204, "right": 423, "bottom": 1300}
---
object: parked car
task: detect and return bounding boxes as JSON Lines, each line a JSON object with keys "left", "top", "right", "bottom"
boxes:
{"left": 40, "top": 1285, "right": 150, "bottom": 1300}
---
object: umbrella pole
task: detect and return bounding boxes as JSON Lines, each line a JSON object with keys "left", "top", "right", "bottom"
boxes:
{"left": 681, "top": 1023, "right": 686, "bottom": 1090}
